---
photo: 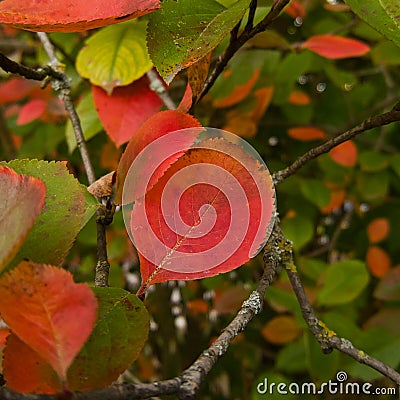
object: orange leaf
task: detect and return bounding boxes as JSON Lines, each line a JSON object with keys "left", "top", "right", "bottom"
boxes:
{"left": 115, "top": 110, "right": 202, "bottom": 204}
{"left": 367, "top": 218, "right": 390, "bottom": 244}
{"left": 287, "top": 126, "right": 326, "bottom": 141}
{"left": 186, "top": 299, "right": 209, "bottom": 315}
{"left": 261, "top": 315, "right": 302, "bottom": 344}
{"left": 0, "top": 261, "right": 97, "bottom": 382}
{"left": 223, "top": 114, "right": 257, "bottom": 138}
{"left": 329, "top": 140, "right": 358, "bottom": 167}
{"left": 321, "top": 187, "right": 346, "bottom": 214}
{"left": 187, "top": 52, "right": 212, "bottom": 102}
{"left": 0, "top": 328, "right": 10, "bottom": 348}
{"left": 366, "top": 246, "right": 391, "bottom": 278}
{"left": 301, "top": 34, "right": 370, "bottom": 59}
{"left": 252, "top": 86, "right": 274, "bottom": 121}
{"left": 100, "top": 141, "right": 122, "bottom": 171}
{"left": 0, "top": 0, "right": 160, "bottom": 32}
{"left": 213, "top": 69, "right": 261, "bottom": 108}
{"left": 0, "top": 166, "right": 46, "bottom": 269}
{"left": 288, "top": 89, "right": 310, "bottom": 105}
{"left": 92, "top": 77, "right": 163, "bottom": 147}
{"left": 3, "top": 333, "right": 61, "bottom": 394}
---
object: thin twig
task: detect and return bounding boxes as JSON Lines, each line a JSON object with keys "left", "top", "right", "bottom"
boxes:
{"left": 286, "top": 267, "right": 400, "bottom": 384}
{"left": 273, "top": 101, "right": 400, "bottom": 184}
{"left": 197, "top": 0, "right": 290, "bottom": 102}
{"left": 36, "top": 32, "right": 96, "bottom": 185}
{"left": 36, "top": 32, "right": 110, "bottom": 286}
{"left": 147, "top": 69, "right": 176, "bottom": 110}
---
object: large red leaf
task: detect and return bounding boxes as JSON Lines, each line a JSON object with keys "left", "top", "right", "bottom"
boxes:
{"left": 0, "top": 261, "right": 97, "bottom": 382}
{"left": 301, "top": 34, "right": 370, "bottom": 59}
{"left": 128, "top": 132, "right": 276, "bottom": 296}
{"left": 0, "top": 166, "right": 46, "bottom": 269}
{"left": 92, "top": 77, "right": 163, "bottom": 147}
{"left": 115, "top": 110, "right": 202, "bottom": 204}
{"left": 0, "top": 0, "right": 160, "bottom": 32}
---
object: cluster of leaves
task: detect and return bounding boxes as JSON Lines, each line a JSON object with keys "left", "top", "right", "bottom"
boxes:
{"left": 0, "top": 0, "right": 400, "bottom": 398}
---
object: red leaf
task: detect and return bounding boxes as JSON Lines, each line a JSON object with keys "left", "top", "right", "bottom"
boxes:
{"left": 177, "top": 82, "right": 193, "bottom": 113}
{"left": 301, "top": 35, "right": 370, "bottom": 59}
{"left": 0, "top": 77, "right": 39, "bottom": 104}
{"left": 0, "top": 166, "right": 46, "bottom": 269}
{"left": 3, "top": 334, "right": 61, "bottom": 394}
{"left": 17, "top": 98, "right": 47, "bottom": 125}
{"left": 329, "top": 140, "right": 358, "bottom": 167}
{"left": 285, "top": 0, "right": 306, "bottom": 18}
{"left": 287, "top": 126, "right": 326, "bottom": 141}
{"left": 0, "top": 261, "right": 97, "bottom": 382}
{"left": 0, "top": 0, "right": 160, "bottom": 32}
{"left": 115, "top": 110, "right": 202, "bottom": 204}
{"left": 132, "top": 135, "right": 276, "bottom": 295}
{"left": 92, "top": 77, "right": 163, "bottom": 147}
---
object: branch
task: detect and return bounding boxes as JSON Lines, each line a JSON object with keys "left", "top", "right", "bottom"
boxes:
{"left": 36, "top": 32, "right": 111, "bottom": 286}
{"left": 271, "top": 224, "right": 400, "bottom": 385}
{"left": 36, "top": 32, "right": 96, "bottom": 185}
{"left": 147, "top": 69, "right": 176, "bottom": 110}
{"left": 273, "top": 101, "right": 400, "bottom": 184}
{"left": 197, "top": 0, "right": 291, "bottom": 102}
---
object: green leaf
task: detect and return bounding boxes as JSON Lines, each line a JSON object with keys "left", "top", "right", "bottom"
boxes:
{"left": 1, "top": 160, "right": 87, "bottom": 267}
{"left": 324, "top": 63, "right": 357, "bottom": 90}
{"left": 356, "top": 170, "right": 390, "bottom": 202}
{"left": 81, "top": 185, "right": 99, "bottom": 228}
{"left": 281, "top": 215, "right": 314, "bottom": 251}
{"left": 344, "top": 0, "right": 400, "bottom": 48}
{"left": 389, "top": 153, "right": 400, "bottom": 176}
{"left": 317, "top": 260, "right": 370, "bottom": 306}
{"left": 305, "top": 331, "right": 339, "bottom": 382}
{"left": 371, "top": 40, "right": 400, "bottom": 65}
{"left": 147, "top": 0, "right": 249, "bottom": 83}
{"left": 66, "top": 91, "right": 103, "bottom": 153}
{"left": 76, "top": 20, "right": 152, "bottom": 94}
{"left": 299, "top": 179, "right": 331, "bottom": 208}
{"left": 276, "top": 339, "right": 307, "bottom": 375}
{"left": 272, "top": 51, "right": 313, "bottom": 104}
{"left": 358, "top": 150, "right": 389, "bottom": 172}
{"left": 67, "top": 287, "right": 149, "bottom": 390}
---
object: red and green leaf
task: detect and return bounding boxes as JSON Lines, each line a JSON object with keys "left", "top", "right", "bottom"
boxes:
{"left": 0, "top": 166, "right": 46, "bottom": 270}
{"left": 1, "top": 160, "right": 95, "bottom": 266}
